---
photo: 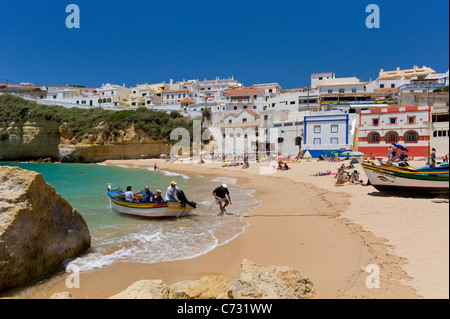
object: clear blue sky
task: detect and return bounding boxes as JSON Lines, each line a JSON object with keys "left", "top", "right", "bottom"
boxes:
{"left": 0, "top": 0, "right": 448, "bottom": 89}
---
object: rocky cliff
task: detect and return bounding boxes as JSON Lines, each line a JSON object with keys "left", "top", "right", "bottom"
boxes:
{"left": 0, "top": 120, "right": 171, "bottom": 163}
{"left": 0, "top": 166, "right": 91, "bottom": 291}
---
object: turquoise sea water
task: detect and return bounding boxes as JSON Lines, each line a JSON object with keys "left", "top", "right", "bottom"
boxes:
{"left": 0, "top": 162, "right": 259, "bottom": 271}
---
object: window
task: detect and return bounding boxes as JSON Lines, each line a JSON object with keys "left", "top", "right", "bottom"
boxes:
{"left": 253, "top": 105, "right": 257, "bottom": 109}
{"left": 369, "top": 132, "right": 380, "bottom": 143}
{"left": 284, "top": 122, "right": 293, "bottom": 127}
{"left": 389, "top": 117, "right": 397, "bottom": 125}
{"left": 242, "top": 118, "right": 247, "bottom": 123}
{"left": 243, "top": 105, "right": 248, "bottom": 109}
{"left": 331, "top": 125, "right": 338, "bottom": 133}
{"left": 264, "top": 115, "right": 269, "bottom": 120}
{"left": 228, "top": 120, "right": 232, "bottom": 124}
{"left": 407, "top": 132, "right": 417, "bottom": 142}
{"left": 328, "top": 89, "right": 333, "bottom": 94}
{"left": 234, "top": 106, "right": 237, "bottom": 110}
{"left": 388, "top": 132, "right": 398, "bottom": 143}
{"left": 330, "top": 138, "right": 338, "bottom": 144}
{"left": 339, "top": 89, "right": 345, "bottom": 93}
{"left": 254, "top": 95, "right": 257, "bottom": 99}
{"left": 408, "top": 116, "right": 416, "bottom": 124}
{"left": 290, "top": 101, "right": 296, "bottom": 105}
{"left": 380, "top": 84, "right": 385, "bottom": 88}
{"left": 391, "top": 84, "right": 395, "bottom": 88}
{"left": 372, "top": 118, "right": 379, "bottom": 126}
{"left": 314, "top": 125, "right": 321, "bottom": 133}
{"left": 313, "top": 138, "right": 321, "bottom": 145}
{"left": 352, "top": 88, "right": 357, "bottom": 93}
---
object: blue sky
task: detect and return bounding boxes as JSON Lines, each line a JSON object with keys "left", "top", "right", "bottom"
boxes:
{"left": 0, "top": 0, "right": 448, "bottom": 89}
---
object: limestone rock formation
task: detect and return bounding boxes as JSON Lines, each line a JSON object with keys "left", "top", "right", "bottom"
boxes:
{"left": 109, "top": 280, "right": 170, "bottom": 299}
{"left": 229, "top": 259, "right": 314, "bottom": 299}
{"left": 0, "top": 166, "right": 91, "bottom": 291}
{"left": 169, "top": 275, "right": 234, "bottom": 299}
{"left": 0, "top": 120, "right": 61, "bottom": 161}
{"left": 108, "top": 260, "right": 314, "bottom": 299}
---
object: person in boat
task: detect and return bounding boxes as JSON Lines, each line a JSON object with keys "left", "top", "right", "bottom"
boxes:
{"left": 212, "top": 183, "right": 232, "bottom": 215}
{"left": 152, "top": 189, "right": 164, "bottom": 203}
{"left": 176, "top": 189, "right": 197, "bottom": 208}
{"left": 124, "top": 186, "right": 135, "bottom": 202}
{"left": 398, "top": 152, "right": 410, "bottom": 167}
{"left": 165, "top": 181, "right": 179, "bottom": 202}
{"left": 135, "top": 186, "right": 153, "bottom": 203}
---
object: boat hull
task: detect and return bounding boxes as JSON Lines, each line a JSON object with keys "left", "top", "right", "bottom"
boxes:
{"left": 108, "top": 193, "right": 195, "bottom": 219}
{"left": 362, "top": 163, "right": 449, "bottom": 194}
{"left": 379, "top": 162, "right": 449, "bottom": 175}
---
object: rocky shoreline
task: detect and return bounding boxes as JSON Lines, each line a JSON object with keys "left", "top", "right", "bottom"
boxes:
{"left": 51, "top": 259, "right": 314, "bottom": 299}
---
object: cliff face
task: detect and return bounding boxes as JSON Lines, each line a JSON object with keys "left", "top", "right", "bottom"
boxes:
{"left": 0, "top": 166, "right": 91, "bottom": 291}
{"left": 0, "top": 120, "right": 61, "bottom": 161}
{"left": 0, "top": 120, "right": 171, "bottom": 162}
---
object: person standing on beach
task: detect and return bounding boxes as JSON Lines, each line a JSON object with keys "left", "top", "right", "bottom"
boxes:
{"left": 430, "top": 148, "right": 437, "bottom": 167}
{"left": 212, "top": 184, "right": 232, "bottom": 215}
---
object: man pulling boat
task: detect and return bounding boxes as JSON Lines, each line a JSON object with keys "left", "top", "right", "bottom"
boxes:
{"left": 212, "top": 183, "right": 233, "bottom": 215}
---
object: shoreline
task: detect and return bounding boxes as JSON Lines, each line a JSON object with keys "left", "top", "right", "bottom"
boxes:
{"left": 8, "top": 158, "right": 448, "bottom": 299}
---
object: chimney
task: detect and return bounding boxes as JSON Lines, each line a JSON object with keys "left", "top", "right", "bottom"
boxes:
{"left": 414, "top": 65, "right": 418, "bottom": 70}
{"left": 396, "top": 67, "right": 400, "bottom": 71}
{"left": 380, "top": 68, "right": 384, "bottom": 72}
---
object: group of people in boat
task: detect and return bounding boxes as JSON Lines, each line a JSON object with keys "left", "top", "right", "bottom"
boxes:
{"left": 117, "top": 179, "right": 235, "bottom": 215}
{"left": 123, "top": 181, "right": 198, "bottom": 209}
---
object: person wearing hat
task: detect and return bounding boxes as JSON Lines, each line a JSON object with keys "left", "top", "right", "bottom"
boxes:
{"left": 165, "top": 181, "right": 179, "bottom": 202}
{"left": 212, "top": 183, "right": 232, "bottom": 215}
{"left": 152, "top": 189, "right": 164, "bottom": 203}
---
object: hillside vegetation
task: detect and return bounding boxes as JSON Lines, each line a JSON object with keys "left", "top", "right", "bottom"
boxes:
{"left": 0, "top": 95, "right": 194, "bottom": 143}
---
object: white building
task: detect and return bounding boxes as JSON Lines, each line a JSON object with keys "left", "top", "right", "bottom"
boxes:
{"left": 358, "top": 105, "right": 431, "bottom": 157}
{"left": 267, "top": 88, "right": 319, "bottom": 112}
{"left": 303, "top": 110, "right": 357, "bottom": 158}
{"left": 45, "top": 86, "right": 100, "bottom": 107}
{"left": 98, "top": 83, "right": 130, "bottom": 108}
{"left": 224, "top": 87, "right": 267, "bottom": 112}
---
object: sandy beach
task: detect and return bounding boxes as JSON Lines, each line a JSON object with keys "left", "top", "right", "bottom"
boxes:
{"left": 15, "top": 158, "right": 448, "bottom": 299}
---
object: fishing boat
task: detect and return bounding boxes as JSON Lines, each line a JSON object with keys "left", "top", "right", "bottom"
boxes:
{"left": 361, "top": 162, "right": 449, "bottom": 194}
{"left": 379, "top": 162, "right": 449, "bottom": 175}
{"left": 107, "top": 185, "right": 195, "bottom": 219}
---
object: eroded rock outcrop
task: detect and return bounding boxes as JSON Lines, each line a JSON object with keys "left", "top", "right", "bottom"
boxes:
{"left": 105, "top": 260, "right": 314, "bottom": 299}
{"left": 229, "top": 259, "right": 314, "bottom": 299}
{"left": 0, "top": 166, "right": 91, "bottom": 291}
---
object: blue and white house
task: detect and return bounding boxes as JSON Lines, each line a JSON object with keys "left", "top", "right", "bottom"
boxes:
{"left": 303, "top": 110, "right": 357, "bottom": 158}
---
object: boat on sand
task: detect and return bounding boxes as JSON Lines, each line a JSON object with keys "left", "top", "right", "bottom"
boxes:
{"left": 361, "top": 162, "right": 449, "bottom": 194}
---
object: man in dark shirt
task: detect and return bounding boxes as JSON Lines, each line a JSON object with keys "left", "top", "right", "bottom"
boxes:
{"left": 212, "top": 184, "right": 232, "bottom": 215}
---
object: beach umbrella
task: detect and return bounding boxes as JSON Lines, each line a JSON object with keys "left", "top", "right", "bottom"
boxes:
{"left": 278, "top": 155, "right": 288, "bottom": 159}
{"left": 391, "top": 143, "right": 409, "bottom": 152}
{"left": 350, "top": 151, "right": 365, "bottom": 156}
{"left": 341, "top": 151, "right": 352, "bottom": 155}
{"left": 303, "top": 150, "right": 312, "bottom": 159}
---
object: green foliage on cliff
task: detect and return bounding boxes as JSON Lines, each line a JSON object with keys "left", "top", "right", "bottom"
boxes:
{"left": 0, "top": 95, "right": 194, "bottom": 142}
